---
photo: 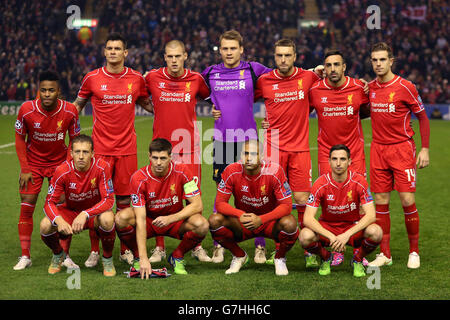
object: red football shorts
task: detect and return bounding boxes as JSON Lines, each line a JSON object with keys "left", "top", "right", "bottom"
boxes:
{"left": 145, "top": 216, "right": 184, "bottom": 240}
{"left": 370, "top": 140, "right": 416, "bottom": 193}
{"left": 57, "top": 205, "right": 96, "bottom": 230}
{"left": 239, "top": 220, "right": 278, "bottom": 241}
{"left": 265, "top": 147, "right": 312, "bottom": 192}
{"left": 318, "top": 220, "right": 364, "bottom": 248}
{"left": 172, "top": 151, "right": 202, "bottom": 187}
{"left": 20, "top": 165, "right": 58, "bottom": 195}
{"left": 97, "top": 154, "right": 138, "bottom": 196}
{"left": 318, "top": 158, "right": 367, "bottom": 177}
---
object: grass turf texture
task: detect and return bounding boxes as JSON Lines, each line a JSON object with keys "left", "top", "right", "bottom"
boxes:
{"left": 0, "top": 115, "right": 449, "bottom": 300}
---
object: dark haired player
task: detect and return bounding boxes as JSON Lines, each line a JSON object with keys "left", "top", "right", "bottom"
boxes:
{"left": 299, "top": 145, "right": 382, "bottom": 277}
{"left": 14, "top": 70, "right": 80, "bottom": 270}
{"left": 74, "top": 33, "right": 153, "bottom": 267}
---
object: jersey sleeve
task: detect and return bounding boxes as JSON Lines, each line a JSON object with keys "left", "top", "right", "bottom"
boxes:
{"left": 400, "top": 79, "right": 425, "bottom": 114}
{"left": 130, "top": 171, "right": 147, "bottom": 208}
{"left": 138, "top": 73, "right": 150, "bottom": 100}
{"left": 67, "top": 105, "right": 81, "bottom": 139}
{"left": 272, "top": 166, "right": 292, "bottom": 201}
{"left": 254, "top": 76, "right": 264, "bottom": 100}
{"left": 179, "top": 165, "right": 201, "bottom": 198}
{"left": 196, "top": 74, "right": 211, "bottom": 100}
{"left": 84, "top": 164, "right": 115, "bottom": 217}
{"left": 217, "top": 166, "right": 234, "bottom": 195}
{"left": 77, "top": 73, "right": 93, "bottom": 99}
{"left": 355, "top": 175, "right": 374, "bottom": 205}
{"left": 306, "top": 180, "right": 324, "bottom": 208}
{"left": 43, "top": 167, "right": 67, "bottom": 225}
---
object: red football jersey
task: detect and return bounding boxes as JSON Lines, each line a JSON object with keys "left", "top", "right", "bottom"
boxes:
{"left": 307, "top": 171, "right": 373, "bottom": 223}
{"left": 255, "top": 67, "right": 320, "bottom": 152}
{"left": 15, "top": 99, "right": 80, "bottom": 168}
{"left": 77, "top": 67, "right": 149, "bottom": 155}
{"left": 130, "top": 161, "right": 201, "bottom": 219}
{"left": 145, "top": 68, "right": 209, "bottom": 154}
{"left": 309, "top": 76, "right": 369, "bottom": 162}
{"left": 369, "top": 75, "right": 425, "bottom": 145}
{"left": 217, "top": 161, "right": 292, "bottom": 220}
{"left": 44, "top": 158, "right": 115, "bottom": 224}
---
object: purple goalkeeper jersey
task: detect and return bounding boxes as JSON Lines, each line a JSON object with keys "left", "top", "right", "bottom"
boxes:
{"left": 202, "top": 61, "right": 271, "bottom": 142}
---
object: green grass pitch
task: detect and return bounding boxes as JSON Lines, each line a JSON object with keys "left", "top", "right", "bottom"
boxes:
{"left": 0, "top": 115, "right": 449, "bottom": 300}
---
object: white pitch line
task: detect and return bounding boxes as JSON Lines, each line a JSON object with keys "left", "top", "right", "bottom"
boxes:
{"left": 0, "top": 117, "right": 151, "bottom": 150}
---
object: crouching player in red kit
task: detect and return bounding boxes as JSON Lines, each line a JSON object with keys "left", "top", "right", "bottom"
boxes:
{"left": 40, "top": 135, "right": 117, "bottom": 276}
{"left": 209, "top": 140, "right": 298, "bottom": 276}
{"left": 115, "top": 138, "right": 209, "bottom": 277}
{"left": 299, "top": 145, "right": 382, "bottom": 277}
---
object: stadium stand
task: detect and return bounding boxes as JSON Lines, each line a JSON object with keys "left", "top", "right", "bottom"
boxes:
{"left": 0, "top": 0, "right": 448, "bottom": 103}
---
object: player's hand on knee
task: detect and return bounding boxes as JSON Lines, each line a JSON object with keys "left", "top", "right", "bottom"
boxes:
{"left": 55, "top": 216, "right": 73, "bottom": 236}
{"left": 72, "top": 212, "right": 88, "bottom": 234}
{"left": 152, "top": 215, "right": 172, "bottom": 228}
{"left": 261, "top": 119, "right": 270, "bottom": 129}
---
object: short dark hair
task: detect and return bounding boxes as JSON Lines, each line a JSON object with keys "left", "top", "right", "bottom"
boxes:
{"left": 324, "top": 49, "right": 346, "bottom": 64}
{"left": 371, "top": 42, "right": 393, "bottom": 59}
{"left": 219, "top": 30, "right": 243, "bottom": 47}
{"left": 39, "top": 70, "right": 60, "bottom": 83}
{"left": 274, "top": 39, "right": 296, "bottom": 53}
{"left": 149, "top": 138, "right": 172, "bottom": 154}
{"left": 105, "top": 33, "right": 127, "bottom": 49}
{"left": 329, "top": 144, "right": 350, "bottom": 159}
{"left": 71, "top": 134, "right": 94, "bottom": 151}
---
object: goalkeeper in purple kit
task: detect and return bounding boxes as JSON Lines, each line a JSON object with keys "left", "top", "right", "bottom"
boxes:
{"left": 202, "top": 30, "right": 272, "bottom": 263}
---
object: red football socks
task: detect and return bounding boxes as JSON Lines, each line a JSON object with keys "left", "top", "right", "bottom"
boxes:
{"left": 403, "top": 203, "right": 419, "bottom": 254}
{"left": 375, "top": 204, "right": 391, "bottom": 258}
{"left": 18, "top": 202, "right": 35, "bottom": 257}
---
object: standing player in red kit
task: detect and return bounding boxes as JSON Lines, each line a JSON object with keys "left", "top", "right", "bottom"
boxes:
{"left": 115, "top": 138, "right": 209, "bottom": 276}
{"left": 299, "top": 145, "right": 382, "bottom": 277}
{"left": 74, "top": 33, "right": 153, "bottom": 267}
{"left": 367, "top": 43, "right": 430, "bottom": 269}
{"left": 40, "top": 135, "right": 117, "bottom": 276}
{"left": 255, "top": 39, "right": 321, "bottom": 267}
{"left": 144, "top": 40, "right": 211, "bottom": 263}
{"left": 209, "top": 140, "right": 298, "bottom": 275}
{"left": 309, "top": 49, "right": 369, "bottom": 266}
{"left": 13, "top": 70, "right": 80, "bottom": 270}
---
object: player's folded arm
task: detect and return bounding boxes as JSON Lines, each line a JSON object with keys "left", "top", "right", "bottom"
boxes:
{"left": 215, "top": 190, "right": 245, "bottom": 218}
{"left": 258, "top": 199, "right": 292, "bottom": 225}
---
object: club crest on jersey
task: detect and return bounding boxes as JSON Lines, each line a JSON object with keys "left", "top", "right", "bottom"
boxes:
{"left": 261, "top": 185, "right": 266, "bottom": 195}
{"left": 170, "top": 183, "right": 176, "bottom": 194}
{"left": 56, "top": 120, "right": 63, "bottom": 131}
{"left": 185, "top": 81, "right": 191, "bottom": 92}
{"left": 127, "top": 83, "right": 133, "bottom": 93}
{"left": 347, "top": 94, "right": 353, "bottom": 105}
{"left": 214, "top": 169, "right": 219, "bottom": 178}
{"left": 388, "top": 92, "right": 395, "bottom": 102}
{"left": 297, "top": 79, "right": 303, "bottom": 89}
{"left": 239, "top": 70, "right": 245, "bottom": 78}
{"left": 350, "top": 202, "right": 357, "bottom": 211}
{"left": 347, "top": 190, "right": 353, "bottom": 202}
{"left": 90, "top": 178, "right": 97, "bottom": 189}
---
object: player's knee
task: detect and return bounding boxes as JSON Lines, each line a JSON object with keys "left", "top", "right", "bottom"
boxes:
{"left": 208, "top": 213, "right": 225, "bottom": 230}
{"left": 399, "top": 192, "right": 415, "bottom": 207}
{"left": 99, "top": 211, "right": 115, "bottom": 230}
{"left": 279, "top": 215, "right": 298, "bottom": 234}
{"left": 115, "top": 207, "right": 133, "bottom": 228}
{"left": 366, "top": 223, "right": 383, "bottom": 242}
{"left": 293, "top": 192, "right": 309, "bottom": 205}
{"left": 190, "top": 214, "right": 209, "bottom": 236}
{"left": 299, "top": 228, "right": 316, "bottom": 247}
{"left": 39, "top": 216, "right": 54, "bottom": 235}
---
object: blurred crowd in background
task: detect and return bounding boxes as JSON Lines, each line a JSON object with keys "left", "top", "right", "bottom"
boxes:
{"left": 0, "top": 0, "right": 448, "bottom": 104}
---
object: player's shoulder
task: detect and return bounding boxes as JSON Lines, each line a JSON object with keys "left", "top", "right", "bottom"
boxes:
{"left": 368, "top": 78, "right": 378, "bottom": 89}
{"left": 349, "top": 171, "right": 369, "bottom": 186}
{"left": 186, "top": 69, "right": 206, "bottom": 81}
{"left": 61, "top": 100, "right": 78, "bottom": 114}
{"left": 313, "top": 173, "right": 331, "bottom": 188}
{"left": 83, "top": 68, "right": 102, "bottom": 79}
{"left": 258, "top": 69, "right": 275, "bottom": 81}
{"left": 225, "top": 162, "right": 244, "bottom": 174}
{"left": 172, "top": 161, "right": 192, "bottom": 176}
{"left": 398, "top": 77, "right": 417, "bottom": 91}
{"left": 17, "top": 100, "right": 36, "bottom": 114}
{"left": 93, "top": 157, "right": 110, "bottom": 171}
{"left": 54, "top": 160, "right": 73, "bottom": 178}
{"left": 131, "top": 165, "right": 150, "bottom": 182}
{"left": 261, "top": 160, "right": 284, "bottom": 177}
{"left": 126, "top": 67, "right": 145, "bottom": 79}
{"left": 309, "top": 78, "right": 325, "bottom": 92}
{"left": 349, "top": 77, "right": 366, "bottom": 89}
